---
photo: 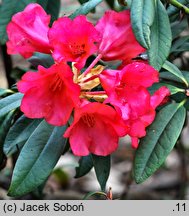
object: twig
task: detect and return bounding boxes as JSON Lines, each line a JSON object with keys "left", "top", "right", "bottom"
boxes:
{"left": 169, "top": 0, "right": 189, "bottom": 15}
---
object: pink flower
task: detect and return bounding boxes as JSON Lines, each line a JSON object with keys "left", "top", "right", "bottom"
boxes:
{"left": 17, "top": 62, "right": 80, "bottom": 126}
{"left": 100, "top": 62, "right": 159, "bottom": 108}
{"left": 95, "top": 10, "right": 145, "bottom": 63}
{"left": 6, "top": 3, "right": 51, "bottom": 58}
{"left": 100, "top": 62, "right": 170, "bottom": 148}
{"left": 49, "top": 15, "right": 101, "bottom": 69}
{"left": 127, "top": 86, "right": 170, "bottom": 148}
{"left": 64, "top": 102, "right": 128, "bottom": 156}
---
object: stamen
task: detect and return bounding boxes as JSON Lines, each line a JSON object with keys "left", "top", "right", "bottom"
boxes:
{"left": 69, "top": 43, "right": 86, "bottom": 57}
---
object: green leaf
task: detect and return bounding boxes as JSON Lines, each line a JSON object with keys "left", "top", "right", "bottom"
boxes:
{"left": 92, "top": 154, "right": 110, "bottom": 191}
{"left": 162, "top": 61, "right": 188, "bottom": 87}
{"left": 8, "top": 121, "right": 67, "bottom": 197}
{"left": 45, "top": 0, "right": 60, "bottom": 24}
{"left": 83, "top": 191, "right": 107, "bottom": 200}
{"left": 0, "top": 0, "right": 37, "bottom": 44}
{"left": 171, "top": 19, "right": 188, "bottom": 40}
{"left": 75, "top": 155, "right": 93, "bottom": 178}
{"left": 134, "top": 102, "right": 186, "bottom": 184}
{"left": 37, "top": 0, "right": 48, "bottom": 9}
{"left": 0, "top": 111, "right": 16, "bottom": 169}
{"left": 0, "top": 93, "right": 23, "bottom": 118}
{"left": 0, "top": 111, "right": 16, "bottom": 144}
{"left": 105, "top": 0, "right": 115, "bottom": 9}
{"left": 148, "top": 0, "right": 172, "bottom": 70}
{"left": 28, "top": 53, "right": 54, "bottom": 68}
{"left": 69, "top": 0, "right": 103, "bottom": 19}
{"left": 78, "top": 0, "right": 90, "bottom": 4}
{"left": 171, "top": 36, "right": 189, "bottom": 53}
{"left": 0, "top": 88, "right": 14, "bottom": 97}
{"left": 131, "top": 0, "right": 155, "bottom": 49}
{"left": 160, "top": 72, "right": 183, "bottom": 84}
{"left": 4, "top": 115, "right": 42, "bottom": 156}
{"left": 11, "top": 67, "right": 29, "bottom": 81}
{"left": 171, "top": 44, "right": 189, "bottom": 53}
{"left": 148, "top": 83, "right": 185, "bottom": 95}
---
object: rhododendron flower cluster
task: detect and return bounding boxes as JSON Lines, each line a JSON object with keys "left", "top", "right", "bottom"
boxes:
{"left": 7, "top": 3, "right": 170, "bottom": 156}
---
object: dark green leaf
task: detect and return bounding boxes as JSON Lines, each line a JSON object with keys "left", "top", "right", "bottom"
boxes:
{"left": 28, "top": 53, "right": 54, "bottom": 68}
{"left": 171, "top": 36, "right": 189, "bottom": 53}
{"left": 148, "top": 0, "right": 172, "bottom": 70}
{"left": 75, "top": 155, "right": 93, "bottom": 178}
{"left": 78, "top": 0, "right": 90, "bottom": 4}
{"left": 69, "top": 0, "right": 103, "bottom": 19}
{"left": 134, "top": 102, "right": 186, "bottom": 184}
{"left": 83, "top": 191, "right": 107, "bottom": 200}
{"left": 171, "top": 44, "right": 189, "bottom": 53}
{"left": 0, "top": 111, "right": 16, "bottom": 169}
{"left": 4, "top": 115, "right": 42, "bottom": 156}
{"left": 45, "top": 0, "right": 60, "bottom": 24}
{"left": 171, "top": 19, "right": 188, "bottom": 40}
{"left": 0, "top": 88, "right": 14, "bottom": 97}
{"left": 37, "top": 0, "right": 48, "bottom": 9}
{"left": 0, "top": 93, "right": 23, "bottom": 118}
{"left": 92, "top": 154, "right": 110, "bottom": 191}
{"left": 11, "top": 67, "right": 28, "bottom": 81}
{"left": 162, "top": 61, "right": 188, "bottom": 87}
{"left": 105, "top": 0, "right": 114, "bottom": 9}
{"left": 160, "top": 72, "right": 184, "bottom": 84}
{"left": 0, "top": 111, "right": 16, "bottom": 144}
{"left": 8, "top": 121, "right": 67, "bottom": 197}
{"left": 0, "top": 0, "right": 37, "bottom": 44}
{"left": 131, "top": 0, "right": 155, "bottom": 49}
{"left": 149, "top": 83, "right": 185, "bottom": 95}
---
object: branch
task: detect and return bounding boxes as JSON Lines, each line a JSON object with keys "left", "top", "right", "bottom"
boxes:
{"left": 169, "top": 0, "right": 189, "bottom": 15}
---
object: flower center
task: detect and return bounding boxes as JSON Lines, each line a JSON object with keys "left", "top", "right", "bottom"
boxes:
{"left": 50, "top": 74, "right": 63, "bottom": 92}
{"left": 82, "top": 114, "right": 95, "bottom": 128}
{"left": 69, "top": 43, "right": 86, "bottom": 57}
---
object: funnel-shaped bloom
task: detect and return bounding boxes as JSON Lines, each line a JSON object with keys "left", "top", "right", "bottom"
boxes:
{"left": 126, "top": 86, "right": 170, "bottom": 148}
{"left": 17, "top": 62, "right": 80, "bottom": 126}
{"left": 95, "top": 10, "right": 145, "bottom": 63}
{"left": 6, "top": 3, "right": 51, "bottom": 58}
{"left": 100, "top": 62, "right": 170, "bottom": 148}
{"left": 49, "top": 15, "right": 101, "bottom": 69}
{"left": 64, "top": 102, "right": 128, "bottom": 156}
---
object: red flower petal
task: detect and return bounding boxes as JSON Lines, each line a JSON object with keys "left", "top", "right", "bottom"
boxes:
{"left": 151, "top": 86, "right": 170, "bottom": 109}
{"left": 95, "top": 10, "right": 145, "bottom": 62}
{"left": 64, "top": 102, "right": 128, "bottom": 156}
{"left": 6, "top": 3, "right": 51, "bottom": 58}
{"left": 121, "top": 62, "right": 159, "bottom": 88}
{"left": 131, "top": 137, "right": 139, "bottom": 149}
{"left": 17, "top": 62, "right": 80, "bottom": 126}
{"left": 100, "top": 62, "right": 170, "bottom": 149}
{"left": 49, "top": 15, "right": 101, "bottom": 69}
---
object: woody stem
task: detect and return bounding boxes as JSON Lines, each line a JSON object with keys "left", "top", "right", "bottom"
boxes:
{"left": 83, "top": 53, "right": 102, "bottom": 76}
{"left": 169, "top": 0, "right": 189, "bottom": 14}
